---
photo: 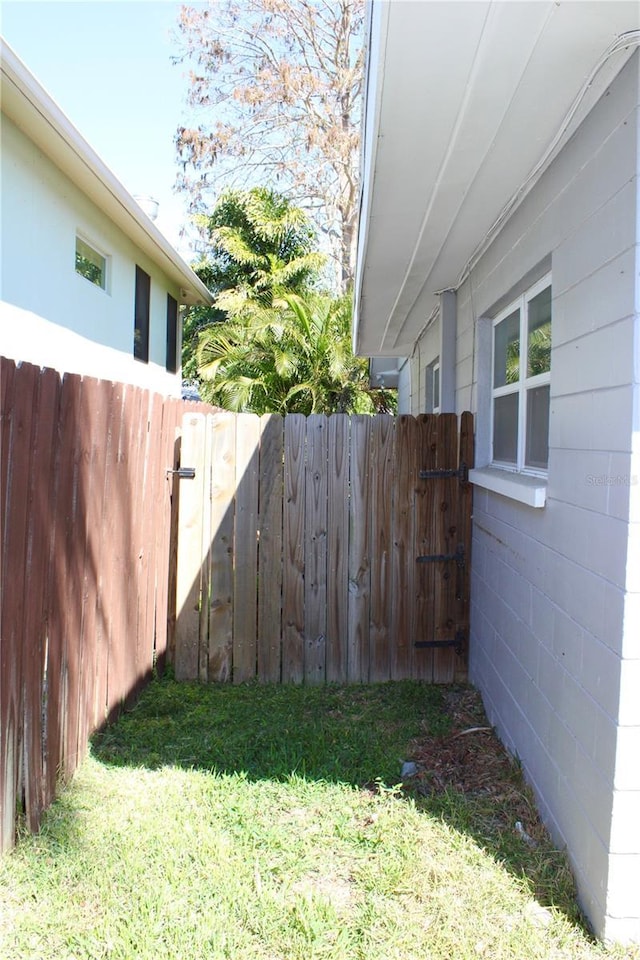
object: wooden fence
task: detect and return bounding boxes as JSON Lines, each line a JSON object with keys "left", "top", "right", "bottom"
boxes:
{"left": 0, "top": 358, "right": 189, "bottom": 853}
{"left": 174, "top": 411, "right": 473, "bottom": 686}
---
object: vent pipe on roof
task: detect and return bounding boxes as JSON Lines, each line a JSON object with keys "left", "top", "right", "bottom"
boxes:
{"left": 133, "top": 195, "right": 159, "bottom": 222}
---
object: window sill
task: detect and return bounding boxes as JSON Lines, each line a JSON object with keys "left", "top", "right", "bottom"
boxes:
{"left": 468, "top": 467, "right": 547, "bottom": 508}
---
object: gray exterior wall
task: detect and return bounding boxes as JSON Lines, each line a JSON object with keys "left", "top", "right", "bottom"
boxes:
{"left": 455, "top": 53, "right": 639, "bottom": 941}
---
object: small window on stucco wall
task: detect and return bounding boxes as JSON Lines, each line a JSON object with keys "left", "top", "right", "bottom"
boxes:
{"left": 75, "top": 235, "right": 107, "bottom": 290}
{"left": 134, "top": 265, "right": 151, "bottom": 363}
{"left": 166, "top": 295, "right": 178, "bottom": 374}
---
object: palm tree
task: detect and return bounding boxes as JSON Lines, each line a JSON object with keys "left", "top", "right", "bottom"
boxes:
{"left": 182, "top": 188, "right": 326, "bottom": 382}
{"left": 196, "top": 291, "right": 395, "bottom": 415}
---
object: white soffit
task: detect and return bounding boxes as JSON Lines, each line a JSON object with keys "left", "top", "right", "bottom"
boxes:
{"left": 0, "top": 39, "right": 212, "bottom": 307}
{"left": 355, "top": 0, "right": 640, "bottom": 356}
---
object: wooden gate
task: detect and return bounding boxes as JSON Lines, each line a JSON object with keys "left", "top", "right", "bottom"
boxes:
{"left": 174, "top": 411, "right": 473, "bottom": 684}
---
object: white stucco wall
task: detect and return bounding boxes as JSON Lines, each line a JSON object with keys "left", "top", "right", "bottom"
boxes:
{"left": 0, "top": 114, "right": 182, "bottom": 396}
{"left": 455, "top": 53, "right": 640, "bottom": 941}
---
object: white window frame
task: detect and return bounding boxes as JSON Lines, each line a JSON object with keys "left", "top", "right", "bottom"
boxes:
{"left": 491, "top": 273, "right": 551, "bottom": 477}
{"left": 75, "top": 233, "right": 109, "bottom": 292}
{"left": 426, "top": 358, "right": 440, "bottom": 414}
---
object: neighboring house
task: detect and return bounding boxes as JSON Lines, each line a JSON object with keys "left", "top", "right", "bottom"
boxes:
{"left": 355, "top": 0, "right": 640, "bottom": 945}
{"left": 0, "top": 40, "right": 212, "bottom": 395}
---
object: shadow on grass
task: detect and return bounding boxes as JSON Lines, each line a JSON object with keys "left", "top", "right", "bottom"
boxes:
{"left": 91, "top": 673, "right": 590, "bottom": 936}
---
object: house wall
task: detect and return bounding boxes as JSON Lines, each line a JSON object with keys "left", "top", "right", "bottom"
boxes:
{"left": 0, "top": 114, "right": 182, "bottom": 395}
{"left": 456, "top": 52, "right": 640, "bottom": 942}
{"left": 401, "top": 318, "right": 440, "bottom": 414}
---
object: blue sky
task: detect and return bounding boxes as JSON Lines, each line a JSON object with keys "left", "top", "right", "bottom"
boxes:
{"left": 2, "top": 0, "right": 202, "bottom": 256}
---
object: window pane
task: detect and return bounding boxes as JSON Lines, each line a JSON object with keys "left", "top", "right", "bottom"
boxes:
{"left": 527, "top": 285, "right": 551, "bottom": 377}
{"left": 494, "top": 309, "right": 520, "bottom": 387}
{"left": 493, "top": 393, "right": 518, "bottom": 464}
{"left": 525, "top": 384, "right": 550, "bottom": 469}
{"left": 75, "top": 237, "right": 105, "bottom": 289}
{"left": 134, "top": 265, "right": 150, "bottom": 363}
{"left": 433, "top": 364, "right": 440, "bottom": 408}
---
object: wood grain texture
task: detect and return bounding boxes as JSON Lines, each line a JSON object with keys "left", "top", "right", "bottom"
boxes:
{"left": 326, "top": 415, "right": 349, "bottom": 682}
{"left": 391, "top": 417, "right": 418, "bottom": 679}
{"left": 258, "top": 415, "right": 284, "bottom": 683}
{"left": 414, "top": 415, "right": 438, "bottom": 681}
{"left": 304, "top": 415, "right": 328, "bottom": 684}
{"left": 208, "top": 412, "right": 236, "bottom": 682}
{"left": 347, "top": 416, "right": 371, "bottom": 682}
{"left": 233, "top": 414, "right": 260, "bottom": 682}
{"left": 174, "top": 412, "right": 207, "bottom": 680}
{"left": 369, "top": 416, "right": 394, "bottom": 682}
{"left": 282, "top": 415, "right": 306, "bottom": 683}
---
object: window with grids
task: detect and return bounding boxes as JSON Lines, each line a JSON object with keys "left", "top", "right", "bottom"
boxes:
{"left": 492, "top": 275, "right": 551, "bottom": 473}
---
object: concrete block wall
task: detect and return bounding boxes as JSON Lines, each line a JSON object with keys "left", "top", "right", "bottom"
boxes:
{"left": 455, "top": 53, "right": 640, "bottom": 941}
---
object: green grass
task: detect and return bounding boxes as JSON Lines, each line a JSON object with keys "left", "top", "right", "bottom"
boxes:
{"left": 1, "top": 677, "right": 637, "bottom": 960}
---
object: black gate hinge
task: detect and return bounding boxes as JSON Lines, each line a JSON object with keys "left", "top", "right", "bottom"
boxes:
{"left": 414, "top": 628, "right": 466, "bottom": 656}
{"left": 419, "top": 462, "right": 468, "bottom": 483}
{"left": 416, "top": 543, "right": 465, "bottom": 567}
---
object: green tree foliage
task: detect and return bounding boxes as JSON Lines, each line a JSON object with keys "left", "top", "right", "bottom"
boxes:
{"left": 196, "top": 291, "right": 396, "bottom": 415}
{"left": 173, "top": 0, "right": 365, "bottom": 291}
{"left": 182, "top": 187, "right": 325, "bottom": 380}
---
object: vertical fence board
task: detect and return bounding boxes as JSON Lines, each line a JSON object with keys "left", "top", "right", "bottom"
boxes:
{"left": 22, "top": 367, "right": 60, "bottom": 832}
{"left": 304, "top": 415, "right": 328, "bottom": 684}
{"left": 165, "top": 408, "right": 182, "bottom": 667}
{"left": 175, "top": 413, "right": 207, "bottom": 680}
{"left": 282, "top": 415, "right": 306, "bottom": 683}
{"left": 104, "top": 384, "right": 129, "bottom": 719}
{"left": 233, "top": 414, "right": 260, "bottom": 682}
{"left": 93, "top": 382, "right": 119, "bottom": 728}
{"left": 369, "top": 416, "right": 395, "bottom": 682}
{"left": 391, "top": 417, "right": 418, "bottom": 679}
{"left": 0, "top": 362, "right": 38, "bottom": 849}
{"left": 208, "top": 413, "right": 236, "bottom": 682}
{"left": 326, "top": 415, "right": 349, "bottom": 682}
{"left": 75, "top": 378, "right": 108, "bottom": 767}
{"left": 414, "top": 415, "right": 438, "bottom": 681}
{"left": 197, "top": 412, "right": 213, "bottom": 682}
{"left": 432, "top": 414, "right": 460, "bottom": 683}
{"left": 258, "top": 415, "right": 284, "bottom": 683}
{"left": 139, "top": 394, "right": 164, "bottom": 683}
{"left": 347, "top": 416, "right": 371, "bottom": 682}
{"left": 0, "top": 358, "right": 15, "bottom": 851}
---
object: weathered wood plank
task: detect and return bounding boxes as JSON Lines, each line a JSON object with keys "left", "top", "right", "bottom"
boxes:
{"left": 92, "top": 381, "right": 119, "bottom": 728}
{"left": 304, "top": 415, "right": 328, "bottom": 684}
{"left": 414, "top": 415, "right": 438, "bottom": 681}
{"left": 174, "top": 412, "right": 207, "bottom": 680}
{"left": 22, "top": 367, "right": 60, "bottom": 832}
{"left": 198, "top": 411, "right": 213, "bottom": 682}
{"left": 369, "top": 416, "right": 395, "bottom": 682}
{"left": 0, "top": 358, "right": 16, "bottom": 851}
{"left": 74, "top": 377, "right": 108, "bottom": 765}
{"left": 233, "top": 413, "right": 260, "bottom": 682}
{"left": 433, "top": 414, "right": 460, "bottom": 683}
{"left": 258, "top": 414, "right": 284, "bottom": 683}
{"left": 347, "top": 415, "right": 371, "bottom": 682}
{"left": 208, "top": 412, "right": 236, "bottom": 682}
{"left": 326, "top": 415, "right": 349, "bottom": 682}
{"left": 282, "top": 414, "right": 306, "bottom": 683}
{"left": 0, "top": 361, "right": 37, "bottom": 850}
{"left": 103, "top": 383, "right": 129, "bottom": 721}
{"left": 391, "top": 416, "right": 417, "bottom": 679}
{"left": 155, "top": 399, "right": 182, "bottom": 673}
